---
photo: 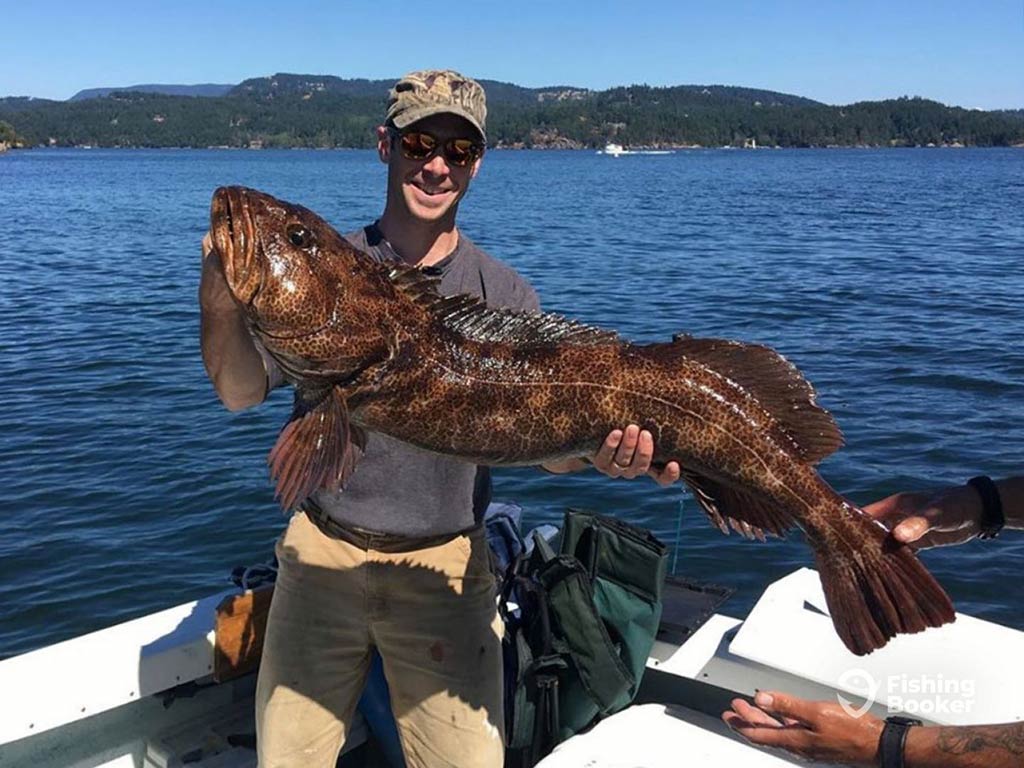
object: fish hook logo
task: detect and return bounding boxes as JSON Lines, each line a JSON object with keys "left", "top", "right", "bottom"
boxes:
{"left": 836, "top": 668, "right": 880, "bottom": 719}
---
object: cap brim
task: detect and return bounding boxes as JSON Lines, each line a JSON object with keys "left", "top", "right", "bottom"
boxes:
{"left": 391, "top": 105, "right": 486, "bottom": 143}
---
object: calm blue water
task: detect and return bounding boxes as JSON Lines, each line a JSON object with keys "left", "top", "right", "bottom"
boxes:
{"left": 1, "top": 148, "right": 1022, "bottom": 657}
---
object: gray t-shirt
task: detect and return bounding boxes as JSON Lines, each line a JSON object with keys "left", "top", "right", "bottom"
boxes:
{"left": 264, "top": 224, "right": 540, "bottom": 537}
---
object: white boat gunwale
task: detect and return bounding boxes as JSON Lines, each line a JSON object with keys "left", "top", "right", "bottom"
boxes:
{"left": 3, "top": 567, "right": 1022, "bottom": 767}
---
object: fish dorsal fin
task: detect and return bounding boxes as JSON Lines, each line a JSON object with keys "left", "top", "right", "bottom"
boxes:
{"left": 387, "top": 264, "right": 619, "bottom": 346}
{"left": 671, "top": 337, "right": 844, "bottom": 464}
{"left": 444, "top": 305, "right": 620, "bottom": 345}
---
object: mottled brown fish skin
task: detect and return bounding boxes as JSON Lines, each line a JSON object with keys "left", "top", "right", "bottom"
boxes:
{"left": 209, "top": 186, "right": 955, "bottom": 656}
{"left": 352, "top": 338, "right": 867, "bottom": 567}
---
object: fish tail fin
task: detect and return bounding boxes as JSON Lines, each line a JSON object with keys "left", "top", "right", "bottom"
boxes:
{"left": 813, "top": 508, "right": 955, "bottom": 656}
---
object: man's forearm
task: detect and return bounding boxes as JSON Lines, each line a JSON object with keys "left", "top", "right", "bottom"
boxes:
{"left": 540, "top": 457, "right": 590, "bottom": 474}
{"left": 200, "top": 306, "right": 268, "bottom": 411}
{"left": 997, "top": 476, "right": 1024, "bottom": 529}
{"left": 907, "top": 722, "right": 1024, "bottom": 768}
{"left": 199, "top": 255, "right": 267, "bottom": 411}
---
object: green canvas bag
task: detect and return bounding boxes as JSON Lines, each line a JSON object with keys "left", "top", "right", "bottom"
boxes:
{"left": 502, "top": 509, "right": 668, "bottom": 767}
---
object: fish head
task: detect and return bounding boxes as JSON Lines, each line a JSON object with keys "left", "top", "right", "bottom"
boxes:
{"left": 210, "top": 186, "right": 346, "bottom": 340}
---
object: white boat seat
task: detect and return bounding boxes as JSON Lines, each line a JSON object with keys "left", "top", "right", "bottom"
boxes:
{"left": 729, "top": 568, "right": 1024, "bottom": 726}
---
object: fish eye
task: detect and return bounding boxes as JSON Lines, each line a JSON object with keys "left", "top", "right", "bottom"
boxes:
{"left": 286, "top": 223, "right": 313, "bottom": 248}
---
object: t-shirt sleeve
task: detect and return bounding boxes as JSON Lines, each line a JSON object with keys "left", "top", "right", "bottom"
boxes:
{"left": 511, "top": 278, "right": 541, "bottom": 313}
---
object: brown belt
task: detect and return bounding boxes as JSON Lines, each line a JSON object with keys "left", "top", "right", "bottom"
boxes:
{"left": 301, "top": 502, "right": 470, "bottom": 554}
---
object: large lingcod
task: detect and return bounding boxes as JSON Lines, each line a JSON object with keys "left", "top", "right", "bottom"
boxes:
{"left": 208, "top": 185, "right": 955, "bottom": 656}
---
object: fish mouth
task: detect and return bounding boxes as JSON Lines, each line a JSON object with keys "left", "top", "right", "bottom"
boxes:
{"left": 210, "top": 186, "right": 260, "bottom": 304}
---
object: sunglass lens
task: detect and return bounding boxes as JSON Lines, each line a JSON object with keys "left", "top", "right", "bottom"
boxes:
{"left": 445, "top": 139, "right": 478, "bottom": 167}
{"left": 401, "top": 132, "right": 436, "bottom": 160}
{"left": 399, "top": 131, "right": 480, "bottom": 167}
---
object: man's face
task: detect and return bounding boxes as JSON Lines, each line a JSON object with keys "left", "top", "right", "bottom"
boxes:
{"left": 378, "top": 113, "right": 484, "bottom": 224}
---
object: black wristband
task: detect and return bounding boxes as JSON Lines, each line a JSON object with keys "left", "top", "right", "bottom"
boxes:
{"left": 879, "top": 715, "right": 922, "bottom": 768}
{"left": 967, "top": 475, "right": 1004, "bottom": 539}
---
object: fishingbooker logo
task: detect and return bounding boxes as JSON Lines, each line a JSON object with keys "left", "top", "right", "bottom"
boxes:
{"left": 836, "top": 668, "right": 879, "bottom": 718}
{"left": 836, "top": 668, "right": 976, "bottom": 719}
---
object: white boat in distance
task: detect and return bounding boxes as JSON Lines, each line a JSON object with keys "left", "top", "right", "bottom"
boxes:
{"left": 597, "top": 142, "right": 673, "bottom": 156}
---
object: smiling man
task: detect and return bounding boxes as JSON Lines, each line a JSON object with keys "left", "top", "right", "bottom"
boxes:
{"left": 200, "top": 69, "right": 679, "bottom": 768}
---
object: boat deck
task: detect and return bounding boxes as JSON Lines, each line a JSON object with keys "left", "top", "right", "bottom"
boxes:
{"left": 3, "top": 568, "right": 1022, "bottom": 767}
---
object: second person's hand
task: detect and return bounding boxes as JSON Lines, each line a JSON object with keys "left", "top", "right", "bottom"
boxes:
{"left": 864, "top": 484, "right": 985, "bottom": 548}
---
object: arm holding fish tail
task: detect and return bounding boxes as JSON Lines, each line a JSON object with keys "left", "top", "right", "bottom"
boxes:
{"left": 199, "top": 237, "right": 270, "bottom": 411}
{"left": 866, "top": 476, "right": 1024, "bottom": 548}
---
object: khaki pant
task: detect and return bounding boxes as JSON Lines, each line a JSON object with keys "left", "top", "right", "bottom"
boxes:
{"left": 255, "top": 512, "right": 505, "bottom": 768}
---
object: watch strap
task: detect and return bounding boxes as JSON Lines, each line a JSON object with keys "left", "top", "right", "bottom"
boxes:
{"left": 879, "top": 715, "right": 922, "bottom": 768}
{"left": 968, "top": 475, "right": 1005, "bottom": 539}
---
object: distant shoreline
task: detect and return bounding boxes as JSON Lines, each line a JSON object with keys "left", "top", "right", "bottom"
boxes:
{"left": 5, "top": 143, "right": 1022, "bottom": 152}
{"left": 5, "top": 80, "right": 1021, "bottom": 151}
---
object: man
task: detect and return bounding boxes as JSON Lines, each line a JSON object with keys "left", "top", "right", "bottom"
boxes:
{"left": 200, "top": 69, "right": 679, "bottom": 768}
{"left": 722, "top": 475, "right": 1023, "bottom": 768}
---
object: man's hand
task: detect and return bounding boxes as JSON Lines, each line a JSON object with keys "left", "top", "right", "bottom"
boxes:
{"left": 199, "top": 231, "right": 238, "bottom": 315}
{"left": 722, "top": 691, "right": 883, "bottom": 767}
{"left": 592, "top": 424, "right": 680, "bottom": 486}
{"left": 864, "top": 485, "right": 984, "bottom": 548}
{"left": 540, "top": 425, "right": 681, "bottom": 487}
{"left": 199, "top": 230, "right": 269, "bottom": 411}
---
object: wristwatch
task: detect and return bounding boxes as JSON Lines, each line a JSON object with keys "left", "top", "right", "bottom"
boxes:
{"left": 879, "top": 715, "right": 922, "bottom": 768}
{"left": 968, "top": 475, "right": 1005, "bottom": 539}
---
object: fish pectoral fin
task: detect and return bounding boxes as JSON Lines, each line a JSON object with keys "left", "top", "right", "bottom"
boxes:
{"left": 681, "top": 470, "right": 794, "bottom": 541}
{"left": 267, "top": 385, "right": 366, "bottom": 510}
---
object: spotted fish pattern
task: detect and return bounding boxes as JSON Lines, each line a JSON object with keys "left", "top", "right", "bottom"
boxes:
{"left": 208, "top": 186, "right": 955, "bottom": 655}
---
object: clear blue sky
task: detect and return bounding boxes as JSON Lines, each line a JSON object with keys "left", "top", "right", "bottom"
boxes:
{"left": 3, "top": 0, "right": 1022, "bottom": 109}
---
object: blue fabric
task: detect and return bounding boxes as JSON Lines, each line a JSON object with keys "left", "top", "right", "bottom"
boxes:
{"left": 484, "top": 501, "right": 525, "bottom": 579}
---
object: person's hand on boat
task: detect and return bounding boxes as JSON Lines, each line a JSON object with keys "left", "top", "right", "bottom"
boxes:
{"left": 722, "top": 691, "right": 883, "bottom": 767}
{"left": 864, "top": 485, "right": 988, "bottom": 548}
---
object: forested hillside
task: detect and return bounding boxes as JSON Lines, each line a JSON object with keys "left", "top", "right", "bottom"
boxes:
{"left": 2, "top": 74, "right": 1021, "bottom": 149}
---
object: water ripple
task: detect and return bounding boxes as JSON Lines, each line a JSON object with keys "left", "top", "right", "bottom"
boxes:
{"left": 1, "top": 148, "right": 1023, "bottom": 656}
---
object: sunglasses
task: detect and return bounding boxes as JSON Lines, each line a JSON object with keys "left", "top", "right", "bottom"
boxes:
{"left": 395, "top": 130, "right": 484, "bottom": 168}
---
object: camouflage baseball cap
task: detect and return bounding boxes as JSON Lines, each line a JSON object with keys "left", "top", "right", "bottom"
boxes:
{"left": 386, "top": 69, "right": 487, "bottom": 142}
